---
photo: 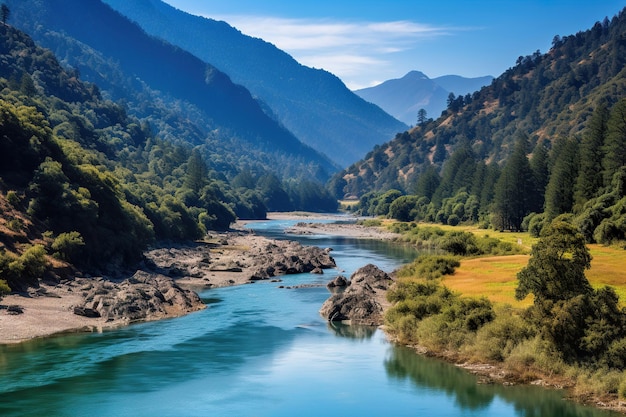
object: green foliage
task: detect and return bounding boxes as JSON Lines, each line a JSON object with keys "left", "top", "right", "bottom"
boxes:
{"left": 397, "top": 255, "right": 460, "bottom": 280}
{"left": 386, "top": 277, "right": 495, "bottom": 350}
{"left": 516, "top": 216, "right": 626, "bottom": 364}
{"left": 438, "top": 231, "right": 480, "bottom": 256}
{"left": 472, "top": 308, "right": 535, "bottom": 361}
{"left": 0, "top": 278, "right": 10, "bottom": 299}
{"left": 0, "top": 245, "right": 48, "bottom": 290}
{"left": 51, "top": 231, "right": 85, "bottom": 262}
{"left": 6, "top": 190, "right": 19, "bottom": 206}
{"left": 516, "top": 217, "right": 592, "bottom": 303}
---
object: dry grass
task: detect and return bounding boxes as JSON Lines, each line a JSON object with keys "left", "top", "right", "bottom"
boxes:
{"left": 445, "top": 255, "right": 532, "bottom": 308}
{"left": 587, "top": 244, "right": 626, "bottom": 301}
{"left": 441, "top": 240, "right": 626, "bottom": 307}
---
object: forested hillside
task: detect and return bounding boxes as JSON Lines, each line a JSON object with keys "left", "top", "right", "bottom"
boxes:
{"left": 3, "top": 0, "right": 339, "bottom": 190}
{"left": 333, "top": 8, "right": 626, "bottom": 244}
{"left": 0, "top": 22, "right": 300, "bottom": 292}
{"left": 100, "top": 0, "right": 408, "bottom": 167}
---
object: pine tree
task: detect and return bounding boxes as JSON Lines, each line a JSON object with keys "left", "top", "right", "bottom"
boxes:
{"left": 184, "top": 148, "right": 207, "bottom": 194}
{"left": 602, "top": 99, "right": 626, "bottom": 187}
{"left": 544, "top": 138, "right": 579, "bottom": 221}
{"left": 574, "top": 104, "right": 609, "bottom": 211}
{"left": 492, "top": 135, "right": 534, "bottom": 231}
{"left": 530, "top": 141, "right": 550, "bottom": 213}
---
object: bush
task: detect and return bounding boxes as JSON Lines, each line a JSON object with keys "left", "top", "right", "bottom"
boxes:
{"left": 471, "top": 309, "right": 535, "bottom": 361}
{"left": 437, "top": 231, "right": 480, "bottom": 256}
{"left": 0, "top": 279, "right": 10, "bottom": 299}
{"left": 6, "top": 190, "right": 20, "bottom": 206}
{"left": 397, "top": 255, "right": 460, "bottom": 280}
{"left": 4, "top": 244, "right": 48, "bottom": 289}
{"left": 51, "top": 231, "right": 85, "bottom": 262}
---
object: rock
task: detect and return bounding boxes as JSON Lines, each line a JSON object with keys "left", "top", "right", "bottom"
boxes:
{"left": 6, "top": 305, "right": 24, "bottom": 315}
{"left": 311, "top": 267, "right": 324, "bottom": 274}
{"left": 72, "top": 273, "right": 204, "bottom": 322}
{"left": 326, "top": 275, "right": 349, "bottom": 288}
{"left": 73, "top": 306, "right": 101, "bottom": 318}
{"left": 319, "top": 264, "right": 393, "bottom": 326}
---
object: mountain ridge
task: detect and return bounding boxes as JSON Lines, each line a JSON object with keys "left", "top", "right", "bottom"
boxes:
{"left": 101, "top": 0, "right": 408, "bottom": 167}
{"left": 354, "top": 71, "right": 494, "bottom": 125}
{"left": 5, "top": 0, "right": 338, "bottom": 181}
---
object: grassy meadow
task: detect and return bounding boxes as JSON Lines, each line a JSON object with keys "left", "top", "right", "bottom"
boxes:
{"left": 390, "top": 222, "right": 626, "bottom": 308}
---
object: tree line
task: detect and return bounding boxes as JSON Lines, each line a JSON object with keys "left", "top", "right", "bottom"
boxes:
{"left": 352, "top": 97, "right": 626, "bottom": 246}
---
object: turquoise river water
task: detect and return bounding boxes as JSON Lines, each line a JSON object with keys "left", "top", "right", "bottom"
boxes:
{"left": 0, "top": 218, "right": 621, "bottom": 416}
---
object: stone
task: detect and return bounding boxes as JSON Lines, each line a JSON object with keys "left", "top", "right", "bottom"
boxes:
{"left": 319, "top": 264, "right": 393, "bottom": 326}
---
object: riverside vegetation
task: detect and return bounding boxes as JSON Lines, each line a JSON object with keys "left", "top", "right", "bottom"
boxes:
{"left": 332, "top": 9, "right": 626, "bottom": 411}
{"left": 381, "top": 217, "right": 626, "bottom": 410}
{"left": 0, "top": 21, "right": 335, "bottom": 298}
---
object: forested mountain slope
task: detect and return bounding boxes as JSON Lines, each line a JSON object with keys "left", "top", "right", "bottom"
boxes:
{"left": 4, "top": 0, "right": 337, "bottom": 183}
{"left": 101, "top": 0, "right": 408, "bottom": 167}
{"left": 332, "top": 8, "right": 626, "bottom": 243}
{"left": 0, "top": 22, "right": 273, "bottom": 291}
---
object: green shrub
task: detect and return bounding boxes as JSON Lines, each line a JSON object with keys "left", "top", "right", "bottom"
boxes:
{"left": 472, "top": 309, "right": 535, "bottom": 361}
{"left": 5, "top": 244, "right": 48, "bottom": 289}
{"left": 437, "top": 231, "right": 480, "bottom": 256}
{"left": 6, "top": 190, "right": 20, "bottom": 206}
{"left": 0, "top": 279, "right": 10, "bottom": 298}
{"left": 7, "top": 218, "right": 23, "bottom": 232}
{"left": 51, "top": 231, "right": 85, "bottom": 262}
{"left": 398, "top": 255, "right": 460, "bottom": 280}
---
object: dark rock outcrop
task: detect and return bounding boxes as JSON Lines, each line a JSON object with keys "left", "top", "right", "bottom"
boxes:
{"left": 248, "top": 240, "right": 335, "bottom": 281}
{"left": 326, "top": 275, "right": 349, "bottom": 289}
{"left": 73, "top": 272, "right": 204, "bottom": 322}
{"left": 320, "top": 264, "right": 393, "bottom": 326}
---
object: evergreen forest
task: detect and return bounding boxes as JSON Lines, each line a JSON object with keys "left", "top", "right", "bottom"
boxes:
{"left": 334, "top": 9, "right": 626, "bottom": 247}
{"left": 0, "top": 22, "right": 335, "bottom": 292}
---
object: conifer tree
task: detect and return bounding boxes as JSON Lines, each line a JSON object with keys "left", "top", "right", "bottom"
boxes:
{"left": 602, "top": 99, "right": 626, "bottom": 187}
{"left": 574, "top": 104, "right": 609, "bottom": 210}
{"left": 492, "top": 135, "right": 534, "bottom": 231}
{"left": 544, "top": 138, "right": 579, "bottom": 221}
{"left": 184, "top": 148, "right": 207, "bottom": 194}
{"left": 529, "top": 141, "right": 550, "bottom": 213}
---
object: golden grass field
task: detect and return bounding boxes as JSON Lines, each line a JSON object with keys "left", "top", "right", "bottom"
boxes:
{"left": 404, "top": 223, "right": 626, "bottom": 308}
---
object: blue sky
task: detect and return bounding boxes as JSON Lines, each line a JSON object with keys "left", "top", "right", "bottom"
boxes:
{"left": 163, "top": 1, "right": 625, "bottom": 90}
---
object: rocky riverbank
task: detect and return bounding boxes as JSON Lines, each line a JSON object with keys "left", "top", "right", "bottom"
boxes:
{"left": 0, "top": 225, "right": 337, "bottom": 344}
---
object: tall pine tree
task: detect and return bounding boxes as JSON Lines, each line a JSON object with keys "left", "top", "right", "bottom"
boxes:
{"left": 574, "top": 103, "right": 609, "bottom": 211}
{"left": 544, "top": 138, "right": 580, "bottom": 221}
{"left": 492, "top": 135, "right": 535, "bottom": 231}
{"left": 602, "top": 98, "right": 626, "bottom": 187}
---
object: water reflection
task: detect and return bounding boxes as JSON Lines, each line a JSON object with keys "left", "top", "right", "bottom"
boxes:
{"left": 385, "top": 345, "right": 621, "bottom": 417}
{"left": 326, "top": 322, "right": 377, "bottom": 340}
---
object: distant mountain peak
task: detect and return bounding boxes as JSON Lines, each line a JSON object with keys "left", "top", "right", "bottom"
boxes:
{"left": 403, "top": 70, "right": 430, "bottom": 80}
{"left": 354, "top": 70, "right": 493, "bottom": 125}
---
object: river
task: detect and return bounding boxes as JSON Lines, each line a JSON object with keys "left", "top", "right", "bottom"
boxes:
{"left": 0, "top": 218, "right": 620, "bottom": 416}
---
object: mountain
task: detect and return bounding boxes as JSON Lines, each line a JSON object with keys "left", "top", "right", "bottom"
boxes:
{"left": 0, "top": 22, "right": 256, "bottom": 283}
{"left": 4, "top": 0, "right": 337, "bottom": 182}
{"left": 100, "top": 0, "right": 408, "bottom": 167}
{"left": 332, "top": 8, "right": 626, "bottom": 234}
{"left": 354, "top": 71, "right": 493, "bottom": 125}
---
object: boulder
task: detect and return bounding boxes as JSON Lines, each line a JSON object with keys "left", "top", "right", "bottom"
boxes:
{"left": 320, "top": 264, "right": 393, "bottom": 326}
{"left": 73, "top": 272, "right": 204, "bottom": 322}
{"left": 326, "top": 275, "right": 349, "bottom": 288}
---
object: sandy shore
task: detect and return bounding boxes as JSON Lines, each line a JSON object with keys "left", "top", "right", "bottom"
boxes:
{"left": 0, "top": 213, "right": 390, "bottom": 345}
{"left": 0, "top": 283, "right": 117, "bottom": 344}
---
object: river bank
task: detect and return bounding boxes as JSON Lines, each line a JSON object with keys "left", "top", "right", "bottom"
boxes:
{"left": 0, "top": 214, "right": 346, "bottom": 344}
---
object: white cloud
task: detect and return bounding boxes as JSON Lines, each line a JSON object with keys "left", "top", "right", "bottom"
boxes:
{"left": 203, "top": 14, "right": 456, "bottom": 88}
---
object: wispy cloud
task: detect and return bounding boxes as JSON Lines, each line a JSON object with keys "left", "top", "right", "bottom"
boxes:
{"left": 202, "top": 14, "right": 457, "bottom": 89}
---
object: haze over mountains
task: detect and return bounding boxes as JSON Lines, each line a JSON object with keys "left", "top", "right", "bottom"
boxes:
{"left": 354, "top": 71, "right": 494, "bottom": 126}
{"left": 5, "top": 0, "right": 343, "bottom": 182}
{"left": 101, "top": 0, "right": 408, "bottom": 167}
